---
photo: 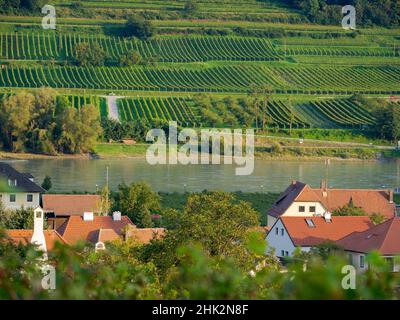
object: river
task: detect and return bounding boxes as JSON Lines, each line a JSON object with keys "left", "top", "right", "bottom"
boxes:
{"left": 2, "top": 158, "right": 400, "bottom": 193}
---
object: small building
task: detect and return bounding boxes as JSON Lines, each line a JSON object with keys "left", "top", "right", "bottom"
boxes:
{"left": 337, "top": 217, "right": 400, "bottom": 272}
{"left": 266, "top": 215, "right": 374, "bottom": 258}
{"left": 267, "top": 180, "right": 396, "bottom": 228}
{"left": 0, "top": 163, "right": 45, "bottom": 210}
{"left": 42, "top": 194, "right": 102, "bottom": 229}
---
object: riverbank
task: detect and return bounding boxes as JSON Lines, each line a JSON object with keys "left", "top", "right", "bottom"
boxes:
{"left": 0, "top": 142, "right": 397, "bottom": 161}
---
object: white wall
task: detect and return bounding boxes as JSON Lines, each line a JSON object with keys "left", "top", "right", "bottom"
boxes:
{"left": 0, "top": 192, "right": 40, "bottom": 210}
{"left": 347, "top": 251, "right": 400, "bottom": 273}
{"left": 284, "top": 201, "right": 326, "bottom": 216}
{"left": 266, "top": 219, "right": 297, "bottom": 258}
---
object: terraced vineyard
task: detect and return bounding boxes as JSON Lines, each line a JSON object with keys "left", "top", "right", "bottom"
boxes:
{"left": 118, "top": 96, "right": 197, "bottom": 125}
{"left": 61, "top": 94, "right": 108, "bottom": 118}
{"left": 116, "top": 96, "right": 374, "bottom": 129}
{"left": 0, "top": 32, "right": 281, "bottom": 62}
{"left": 1, "top": 64, "right": 398, "bottom": 94}
{"left": 294, "top": 99, "right": 375, "bottom": 129}
{"left": 277, "top": 45, "right": 400, "bottom": 57}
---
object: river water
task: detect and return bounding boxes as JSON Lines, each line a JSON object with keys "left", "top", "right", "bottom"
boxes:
{"left": 2, "top": 158, "right": 400, "bottom": 193}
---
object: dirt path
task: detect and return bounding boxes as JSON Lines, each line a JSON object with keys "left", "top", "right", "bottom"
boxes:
{"left": 107, "top": 95, "right": 123, "bottom": 123}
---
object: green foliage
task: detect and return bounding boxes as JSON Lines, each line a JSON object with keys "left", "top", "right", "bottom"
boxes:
{"left": 118, "top": 50, "right": 142, "bottom": 67}
{"left": 293, "top": 0, "right": 399, "bottom": 27}
{"left": 183, "top": 0, "right": 199, "bottom": 16}
{"left": 372, "top": 102, "right": 400, "bottom": 142}
{"left": 0, "top": 90, "right": 102, "bottom": 155}
{"left": 0, "top": 206, "right": 34, "bottom": 229}
{"left": 74, "top": 42, "right": 107, "bottom": 67}
{"left": 333, "top": 198, "right": 367, "bottom": 216}
{"left": 142, "top": 192, "right": 261, "bottom": 274}
{"left": 370, "top": 213, "right": 386, "bottom": 225}
{"left": 41, "top": 176, "right": 52, "bottom": 191}
{"left": 124, "top": 15, "right": 155, "bottom": 40}
{"left": 115, "top": 182, "right": 160, "bottom": 227}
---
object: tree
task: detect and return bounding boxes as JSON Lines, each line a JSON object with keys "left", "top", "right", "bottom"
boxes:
{"left": 142, "top": 192, "right": 261, "bottom": 274}
{"left": 99, "top": 185, "right": 112, "bottom": 216}
{"left": 118, "top": 50, "right": 142, "bottom": 67}
{"left": 0, "top": 207, "right": 34, "bottom": 229}
{"left": 116, "top": 182, "right": 160, "bottom": 227}
{"left": 41, "top": 176, "right": 52, "bottom": 191}
{"left": 0, "top": 92, "right": 34, "bottom": 152}
{"left": 124, "top": 15, "right": 155, "bottom": 40}
{"left": 74, "top": 42, "right": 107, "bottom": 67}
{"left": 370, "top": 213, "right": 386, "bottom": 225}
{"left": 373, "top": 103, "right": 400, "bottom": 142}
{"left": 183, "top": 0, "right": 199, "bottom": 16}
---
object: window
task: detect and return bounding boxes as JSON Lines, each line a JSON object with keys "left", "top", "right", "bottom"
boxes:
{"left": 27, "top": 194, "right": 33, "bottom": 202}
{"left": 275, "top": 227, "right": 278, "bottom": 235}
{"left": 281, "top": 228, "right": 284, "bottom": 236}
{"left": 9, "top": 194, "right": 16, "bottom": 202}
{"left": 309, "top": 206, "right": 316, "bottom": 213}
{"left": 359, "top": 255, "right": 365, "bottom": 269}
{"left": 285, "top": 251, "right": 289, "bottom": 256}
{"left": 299, "top": 206, "right": 305, "bottom": 213}
{"left": 281, "top": 250, "right": 285, "bottom": 257}
{"left": 36, "top": 211, "right": 42, "bottom": 219}
{"left": 385, "top": 257, "right": 395, "bottom": 272}
{"left": 305, "top": 218, "right": 315, "bottom": 228}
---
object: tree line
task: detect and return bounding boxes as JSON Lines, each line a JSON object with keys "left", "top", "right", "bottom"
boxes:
{"left": 291, "top": 0, "right": 399, "bottom": 27}
{"left": 0, "top": 89, "right": 102, "bottom": 154}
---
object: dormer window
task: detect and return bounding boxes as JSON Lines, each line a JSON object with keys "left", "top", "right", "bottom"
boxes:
{"left": 305, "top": 218, "right": 315, "bottom": 228}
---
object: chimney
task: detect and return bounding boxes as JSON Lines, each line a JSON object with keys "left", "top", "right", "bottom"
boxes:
{"left": 389, "top": 190, "right": 394, "bottom": 204}
{"left": 83, "top": 212, "right": 94, "bottom": 221}
{"left": 291, "top": 180, "right": 297, "bottom": 185}
{"left": 31, "top": 207, "right": 47, "bottom": 252}
{"left": 324, "top": 211, "right": 332, "bottom": 222}
{"left": 112, "top": 211, "right": 121, "bottom": 221}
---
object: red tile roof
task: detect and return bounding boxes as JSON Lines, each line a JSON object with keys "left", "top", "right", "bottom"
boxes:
{"left": 280, "top": 216, "right": 374, "bottom": 247}
{"left": 6, "top": 229, "right": 67, "bottom": 250}
{"left": 56, "top": 215, "right": 134, "bottom": 245}
{"left": 268, "top": 181, "right": 395, "bottom": 219}
{"left": 337, "top": 217, "right": 400, "bottom": 255}
{"left": 125, "top": 225, "right": 165, "bottom": 244}
{"left": 42, "top": 194, "right": 102, "bottom": 216}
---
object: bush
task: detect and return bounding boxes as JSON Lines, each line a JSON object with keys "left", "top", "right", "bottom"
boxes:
{"left": 124, "top": 14, "right": 155, "bottom": 40}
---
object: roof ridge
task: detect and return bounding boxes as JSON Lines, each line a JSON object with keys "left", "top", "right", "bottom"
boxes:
{"left": 379, "top": 217, "right": 397, "bottom": 250}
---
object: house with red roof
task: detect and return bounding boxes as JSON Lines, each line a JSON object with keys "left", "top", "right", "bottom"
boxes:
{"left": 42, "top": 194, "right": 102, "bottom": 229}
{"left": 267, "top": 180, "right": 396, "bottom": 228}
{"left": 337, "top": 217, "right": 400, "bottom": 272}
{"left": 266, "top": 215, "right": 374, "bottom": 258}
{"left": 56, "top": 211, "right": 165, "bottom": 250}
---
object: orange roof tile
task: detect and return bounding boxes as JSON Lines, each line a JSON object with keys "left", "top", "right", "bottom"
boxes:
{"left": 126, "top": 225, "right": 165, "bottom": 244}
{"left": 42, "top": 194, "right": 102, "bottom": 216}
{"left": 6, "top": 229, "right": 67, "bottom": 250}
{"left": 280, "top": 216, "right": 374, "bottom": 247}
{"left": 57, "top": 215, "right": 134, "bottom": 245}
{"left": 337, "top": 217, "right": 400, "bottom": 255}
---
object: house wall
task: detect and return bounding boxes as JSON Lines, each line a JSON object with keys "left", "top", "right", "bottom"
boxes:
{"left": 0, "top": 192, "right": 40, "bottom": 210}
{"left": 284, "top": 201, "right": 326, "bottom": 216}
{"left": 347, "top": 251, "right": 400, "bottom": 272}
{"left": 266, "top": 219, "right": 310, "bottom": 258}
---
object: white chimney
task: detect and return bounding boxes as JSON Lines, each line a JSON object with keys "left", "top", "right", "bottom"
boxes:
{"left": 83, "top": 212, "right": 94, "bottom": 221}
{"left": 31, "top": 206, "right": 47, "bottom": 252}
{"left": 324, "top": 211, "right": 332, "bottom": 222}
{"left": 112, "top": 211, "right": 121, "bottom": 221}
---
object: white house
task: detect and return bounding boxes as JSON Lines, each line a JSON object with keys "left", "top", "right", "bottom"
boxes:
{"left": 266, "top": 214, "right": 374, "bottom": 259}
{"left": 0, "top": 162, "right": 45, "bottom": 210}
{"left": 266, "top": 180, "right": 396, "bottom": 228}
